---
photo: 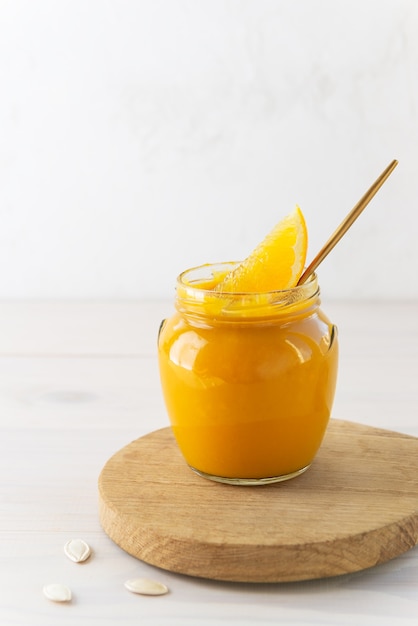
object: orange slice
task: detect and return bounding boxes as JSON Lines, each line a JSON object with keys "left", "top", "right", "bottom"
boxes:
{"left": 216, "top": 206, "right": 308, "bottom": 293}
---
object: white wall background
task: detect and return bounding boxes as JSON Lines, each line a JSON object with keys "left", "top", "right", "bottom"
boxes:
{"left": 0, "top": 0, "right": 416, "bottom": 299}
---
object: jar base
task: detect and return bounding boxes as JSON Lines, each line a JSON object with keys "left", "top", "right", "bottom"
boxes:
{"left": 189, "top": 463, "right": 311, "bottom": 486}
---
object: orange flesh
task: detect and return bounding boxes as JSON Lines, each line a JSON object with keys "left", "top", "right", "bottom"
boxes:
{"left": 216, "top": 206, "right": 308, "bottom": 293}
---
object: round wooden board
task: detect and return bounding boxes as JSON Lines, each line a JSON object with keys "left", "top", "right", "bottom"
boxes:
{"left": 98, "top": 420, "right": 418, "bottom": 583}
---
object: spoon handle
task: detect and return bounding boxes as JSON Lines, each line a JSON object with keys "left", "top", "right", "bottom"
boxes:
{"left": 297, "top": 159, "right": 398, "bottom": 285}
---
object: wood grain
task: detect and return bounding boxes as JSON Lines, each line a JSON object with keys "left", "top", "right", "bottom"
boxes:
{"left": 98, "top": 419, "right": 418, "bottom": 583}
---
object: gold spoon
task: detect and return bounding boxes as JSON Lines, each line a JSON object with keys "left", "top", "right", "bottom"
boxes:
{"left": 297, "top": 159, "right": 398, "bottom": 285}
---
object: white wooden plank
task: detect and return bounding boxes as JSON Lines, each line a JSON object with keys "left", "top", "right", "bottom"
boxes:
{"left": 0, "top": 355, "right": 166, "bottom": 431}
{"left": 0, "top": 300, "right": 173, "bottom": 356}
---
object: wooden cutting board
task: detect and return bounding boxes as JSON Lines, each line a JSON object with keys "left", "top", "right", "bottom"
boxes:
{"left": 98, "top": 420, "right": 418, "bottom": 583}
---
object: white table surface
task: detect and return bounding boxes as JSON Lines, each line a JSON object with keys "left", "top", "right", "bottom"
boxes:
{"left": 1, "top": 299, "right": 417, "bottom": 625}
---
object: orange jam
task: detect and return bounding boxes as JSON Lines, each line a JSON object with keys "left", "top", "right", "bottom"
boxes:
{"left": 158, "top": 263, "right": 338, "bottom": 485}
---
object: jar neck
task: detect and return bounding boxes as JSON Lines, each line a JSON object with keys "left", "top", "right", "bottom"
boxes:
{"left": 175, "top": 262, "right": 320, "bottom": 325}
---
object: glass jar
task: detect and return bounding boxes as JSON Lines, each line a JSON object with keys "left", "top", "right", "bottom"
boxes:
{"left": 158, "top": 262, "right": 338, "bottom": 485}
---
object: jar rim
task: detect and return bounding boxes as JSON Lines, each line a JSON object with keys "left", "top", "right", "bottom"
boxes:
{"left": 176, "top": 262, "right": 320, "bottom": 319}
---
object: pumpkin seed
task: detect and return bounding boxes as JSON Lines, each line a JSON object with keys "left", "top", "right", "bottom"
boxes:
{"left": 124, "top": 578, "right": 169, "bottom": 596}
{"left": 64, "top": 538, "right": 91, "bottom": 563}
{"left": 43, "top": 583, "right": 72, "bottom": 602}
